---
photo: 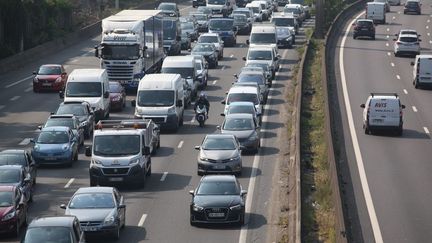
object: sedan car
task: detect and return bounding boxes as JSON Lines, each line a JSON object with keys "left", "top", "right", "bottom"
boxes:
{"left": 193, "top": 55, "right": 209, "bottom": 89}
{"left": 191, "top": 12, "right": 209, "bottom": 32}
{"left": 195, "top": 134, "right": 243, "bottom": 176}
{"left": 189, "top": 175, "right": 247, "bottom": 226}
{"left": 393, "top": 33, "right": 421, "bottom": 57}
{"left": 32, "top": 64, "right": 67, "bottom": 92}
{"left": 180, "top": 21, "right": 199, "bottom": 41}
{"left": 31, "top": 126, "right": 79, "bottom": 167}
{"left": 219, "top": 113, "right": 260, "bottom": 153}
{"left": 0, "top": 150, "right": 37, "bottom": 185}
{"left": 191, "top": 43, "right": 219, "bottom": 68}
{"left": 233, "top": 14, "right": 252, "bottom": 35}
{"left": 109, "top": 81, "right": 126, "bottom": 111}
{"left": 222, "top": 101, "right": 260, "bottom": 124}
{"left": 404, "top": 0, "right": 421, "bottom": 14}
{"left": 352, "top": 19, "right": 375, "bottom": 40}
{"left": 157, "top": 2, "right": 180, "bottom": 17}
{"left": 234, "top": 70, "right": 269, "bottom": 102}
{"left": 55, "top": 101, "right": 95, "bottom": 138}
{"left": 61, "top": 187, "right": 126, "bottom": 239}
{"left": 197, "top": 33, "right": 224, "bottom": 59}
{"left": 0, "top": 165, "right": 33, "bottom": 203}
{"left": 0, "top": 186, "right": 28, "bottom": 236}
{"left": 39, "top": 114, "right": 85, "bottom": 147}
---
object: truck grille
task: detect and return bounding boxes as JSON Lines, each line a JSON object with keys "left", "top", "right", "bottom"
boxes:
{"left": 105, "top": 64, "right": 134, "bottom": 82}
{"left": 80, "top": 221, "right": 102, "bottom": 227}
{"left": 102, "top": 167, "right": 129, "bottom": 175}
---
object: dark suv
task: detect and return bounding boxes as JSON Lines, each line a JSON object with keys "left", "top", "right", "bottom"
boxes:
{"left": 404, "top": 0, "right": 421, "bottom": 14}
{"left": 22, "top": 216, "right": 85, "bottom": 243}
{"left": 353, "top": 19, "right": 375, "bottom": 40}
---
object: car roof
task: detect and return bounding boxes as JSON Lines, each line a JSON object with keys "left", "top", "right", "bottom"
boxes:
{"left": 357, "top": 19, "right": 373, "bottom": 22}
{"left": 28, "top": 216, "right": 76, "bottom": 228}
{"left": 225, "top": 113, "right": 255, "bottom": 119}
{"left": 229, "top": 86, "right": 259, "bottom": 93}
{"left": 200, "top": 33, "right": 219, "bottom": 37}
{"left": 0, "top": 165, "right": 23, "bottom": 170}
{"left": 49, "top": 114, "right": 75, "bottom": 119}
{"left": 228, "top": 101, "right": 255, "bottom": 106}
{"left": 240, "top": 70, "right": 266, "bottom": 76}
{"left": 40, "top": 126, "right": 70, "bottom": 132}
{"left": 40, "top": 64, "right": 62, "bottom": 68}
{"left": 0, "top": 149, "right": 26, "bottom": 155}
{"left": 75, "top": 186, "right": 114, "bottom": 194}
{"left": 201, "top": 174, "right": 236, "bottom": 182}
{"left": 399, "top": 33, "right": 418, "bottom": 38}
{"left": 0, "top": 185, "right": 16, "bottom": 192}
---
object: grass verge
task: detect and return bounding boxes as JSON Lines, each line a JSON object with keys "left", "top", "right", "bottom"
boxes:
{"left": 300, "top": 36, "right": 336, "bottom": 242}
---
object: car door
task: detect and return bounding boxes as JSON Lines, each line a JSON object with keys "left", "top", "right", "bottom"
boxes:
{"left": 15, "top": 188, "right": 25, "bottom": 225}
{"left": 25, "top": 151, "right": 36, "bottom": 182}
{"left": 114, "top": 189, "right": 126, "bottom": 225}
{"left": 20, "top": 170, "right": 32, "bottom": 202}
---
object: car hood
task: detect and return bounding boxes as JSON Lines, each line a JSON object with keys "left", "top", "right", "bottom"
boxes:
{"left": 194, "top": 195, "right": 242, "bottom": 207}
{"left": 221, "top": 129, "right": 255, "bottom": 139}
{"left": 64, "top": 97, "right": 102, "bottom": 109}
{"left": 0, "top": 206, "right": 14, "bottom": 218}
{"left": 92, "top": 154, "right": 139, "bottom": 166}
{"left": 66, "top": 208, "right": 115, "bottom": 222}
{"left": 200, "top": 149, "right": 239, "bottom": 160}
{"left": 192, "top": 51, "right": 214, "bottom": 56}
{"left": 36, "top": 143, "right": 70, "bottom": 153}
{"left": 136, "top": 106, "right": 174, "bottom": 115}
{"left": 246, "top": 59, "right": 272, "bottom": 67}
{"left": 207, "top": 4, "right": 224, "bottom": 10}
{"left": 36, "top": 74, "right": 60, "bottom": 80}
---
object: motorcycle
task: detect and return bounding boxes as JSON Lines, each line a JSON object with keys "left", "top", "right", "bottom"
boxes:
{"left": 195, "top": 104, "right": 208, "bottom": 127}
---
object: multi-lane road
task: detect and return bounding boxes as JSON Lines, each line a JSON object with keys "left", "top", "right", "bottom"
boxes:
{"left": 335, "top": 3, "right": 432, "bottom": 242}
{"left": 0, "top": 2, "right": 313, "bottom": 242}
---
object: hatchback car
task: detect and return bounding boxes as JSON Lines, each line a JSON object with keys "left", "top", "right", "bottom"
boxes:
{"left": 180, "top": 21, "right": 199, "bottom": 41}
{"left": 40, "top": 114, "right": 85, "bottom": 147}
{"left": 0, "top": 186, "right": 28, "bottom": 236}
{"left": 189, "top": 175, "right": 247, "bottom": 226}
{"left": 233, "top": 14, "right": 252, "bottom": 35}
{"left": 404, "top": 0, "right": 421, "bottom": 14}
{"left": 219, "top": 113, "right": 260, "bottom": 153}
{"left": 245, "top": 62, "right": 272, "bottom": 83}
{"left": 157, "top": 2, "right": 180, "bottom": 17}
{"left": 32, "top": 64, "right": 67, "bottom": 92}
{"left": 197, "top": 33, "right": 224, "bottom": 59}
{"left": 396, "top": 29, "right": 420, "bottom": 37}
{"left": 61, "top": 187, "right": 126, "bottom": 240}
{"left": 109, "top": 81, "right": 126, "bottom": 111}
{"left": 243, "top": 46, "right": 280, "bottom": 79}
{"left": 0, "top": 165, "right": 33, "bottom": 203}
{"left": 352, "top": 19, "right": 375, "bottom": 40}
{"left": 393, "top": 33, "right": 421, "bottom": 57}
{"left": 223, "top": 85, "right": 263, "bottom": 116}
{"left": 191, "top": 43, "right": 219, "bottom": 68}
{"left": 0, "top": 150, "right": 37, "bottom": 185}
{"left": 55, "top": 101, "right": 95, "bottom": 138}
{"left": 195, "top": 134, "right": 243, "bottom": 176}
{"left": 31, "top": 126, "right": 79, "bottom": 166}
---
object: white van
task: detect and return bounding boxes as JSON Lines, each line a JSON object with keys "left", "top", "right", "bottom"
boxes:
{"left": 412, "top": 55, "right": 432, "bottom": 88}
{"left": 222, "top": 86, "right": 263, "bottom": 116}
{"left": 246, "top": 2, "right": 264, "bottom": 22}
{"left": 247, "top": 24, "right": 278, "bottom": 49}
{"left": 161, "top": 56, "right": 198, "bottom": 101}
{"left": 366, "top": 2, "right": 386, "bottom": 24}
{"left": 132, "top": 73, "right": 185, "bottom": 131}
{"left": 61, "top": 69, "right": 110, "bottom": 122}
{"left": 360, "top": 93, "right": 405, "bottom": 135}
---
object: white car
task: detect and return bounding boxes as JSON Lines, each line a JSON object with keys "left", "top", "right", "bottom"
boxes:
{"left": 197, "top": 33, "right": 224, "bottom": 59}
{"left": 222, "top": 86, "right": 263, "bottom": 116}
{"left": 393, "top": 33, "right": 421, "bottom": 57}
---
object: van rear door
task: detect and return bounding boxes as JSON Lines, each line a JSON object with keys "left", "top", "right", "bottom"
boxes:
{"left": 418, "top": 57, "right": 432, "bottom": 83}
{"left": 369, "top": 98, "right": 400, "bottom": 127}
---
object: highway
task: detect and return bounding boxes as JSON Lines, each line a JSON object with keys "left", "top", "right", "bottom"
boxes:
{"left": 335, "top": 3, "right": 432, "bottom": 242}
{"left": 0, "top": 2, "right": 312, "bottom": 242}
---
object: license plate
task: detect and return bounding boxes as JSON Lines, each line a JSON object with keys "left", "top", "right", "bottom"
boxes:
{"left": 213, "top": 165, "right": 226, "bottom": 169}
{"left": 372, "top": 119, "right": 383, "bottom": 123}
{"left": 208, "top": 212, "right": 225, "bottom": 217}
{"left": 42, "top": 83, "right": 51, "bottom": 86}
{"left": 45, "top": 157, "right": 56, "bottom": 161}
{"left": 109, "top": 177, "right": 123, "bottom": 182}
{"left": 421, "top": 77, "right": 431, "bottom": 80}
{"left": 83, "top": 227, "right": 98, "bottom": 232}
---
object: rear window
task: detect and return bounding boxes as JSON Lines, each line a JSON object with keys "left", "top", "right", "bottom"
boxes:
{"left": 370, "top": 98, "right": 399, "bottom": 112}
{"left": 399, "top": 36, "right": 418, "bottom": 42}
{"left": 357, "top": 21, "right": 373, "bottom": 27}
{"left": 406, "top": 1, "right": 419, "bottom": 6}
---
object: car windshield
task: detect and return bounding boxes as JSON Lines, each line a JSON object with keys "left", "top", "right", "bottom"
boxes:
{"left": 202, "top": 137, "right": 236, "bottom": 150}
{"left": 223, "top": 117, "right": 254, "bottom": 130}
{"left": 109, "top": 83, "right": 123, "bottom": 93}
{"left": 0, "top": 169, "right": 20, "bottom": 184}
{"left": 248, "top": 50, "right": 272, "bottom": 60}
{"left": 163, "top": 21, "right": 177, "bottom": 40}
{"left": 37, "top": 131, "right": 69, "bottom": 144}
{"left": 101, "top": 44, "right": 139, "bottom": 60}
{"left": 284, "top": 7, "right": 300, "bottom": 14}
{"left": 208, "top": 0, "right": 225, "bottom": 4}
{"left": 66, "top": 82, "right": 101, "bottom": 97}
{"left": 227, "top": 93, "right": 258, "bottom": 105}
{"left": 0, "top": 192, "right": 13, "bottom": 207}
{"left": 0, "top": 154, "right": 26, "bottom": 166}
{"left": 399, "top": 36, "right": 418, "bottom": 42}
{"left": 228, "top": 105, "right": 255, "bottom": 115}
{"left": 197, "top": 181, "right": 240, "bottom": 195}
{"left": 238, "top": 74, "right": 265, "bottom": 85}
{"left": 137, "top": 90, "right": 175, "bottom": 107}
{"left": 193, "top": 44, "right": 214, "bottom": 52}
{"left": 94, "top": 135, "right": 140, "bottom": 156}
{"left": 158, "top": 3, "right": 176, "bottom": 11}
{"left": 272, "top": 18, "right": 295, "bottom": 26}
{"left": 162, "top": 67, "right": 194, "bottom": 79}
{"left": 69, "top": 193, "right": 115, "bottom": 209}
{"left": 234, "top": 15, "right": 247, "bottom": 23}
{"left": 57, "top": 104, "right": 86, "bottom": 116}
{"left": 38, "top": 66, "right": 61, "bottom": 75}
{"left": 250, "top": 33, "right": 276, "bottom": 44}
{"left": 209, "top": 20, "right": 233, "bottom": 31}
{"left": 199, "top": 36, "right": 219, "bottom": 43}
{"left": 45, "top": 119, "right": 74, "bottom": 129}
{"left": 23, "top": 227, "right": 73, "bottom": 243}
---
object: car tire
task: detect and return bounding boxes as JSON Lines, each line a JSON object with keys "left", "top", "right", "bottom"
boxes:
{"left": 238, "top": 212, "right": 245, "bottom": 226}
{"left": 146, "top": 161, "right": 152, "bottom": 176}
{"left": 414, "top": 79, "right": 419, "bottom": 89}
{"left": 197, "top": 170, "right": 204, "bottom": 176}
{"left": 138, "top": 173, "right": 146, "bottom": 188}
{"left": 394, "top": 52, "right": 399, "bottom": 57}
{"left": 235, "top": 169, "right": 242, "bottom": 176}
{"left": 74, "top": 151, "right": 78, "bottom": 161}
{"left": 190, "top": 216, "right": 197, "bottom": 226}
{"left": 29, "top": 192, "right": 33, "bottom": 203}
{"left": 364, "top": 126, "right": 369, "bottom": 134}
{"left": 113, "top": 227, "right": 120, "bottom": 240}
{"left": 396, "top": 127, "right": 403, "bottom": 136}
{"left": 15, "top": 221, "right": 20, "bottom": 237}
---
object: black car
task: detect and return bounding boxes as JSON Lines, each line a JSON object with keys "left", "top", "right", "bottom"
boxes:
{"left": 189, "top": 175, "right": 247, "bottom": 226}
{"left": 157, "top": 2, "right": 180, "bottom": 17}
{"left": 55, "top": 101, "right": 95, "bottom": 138}
{"left": 193, "top": 0, "right": 206, "bottom": 8}
{"left": 404, "top": 0, "right": 421, "bottom": 14}
{"left": 191, "top": 43, "right": 219, "bottom": 68}
{"left": 352, "top": 19, "right": 375, "bottom": 40}
{"left": 0, "top": 165, "right": 34, "bottom": 203}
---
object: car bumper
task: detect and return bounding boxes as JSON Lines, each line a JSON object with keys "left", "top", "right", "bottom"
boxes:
{"left": 354, "top": 30, "right": 375, "bottom": 37}
{"left": 33, "top": 81, "right": 64, "bottom": 91}
{"left": 32, "top": 152, "right": 72, "bottom": 165}
{"left": 0, "top": 219, "right": 18, "bottom": 233}
{"left": 90, "top": 164, "right": 145, "bottom": 185}
{"left": 110, "top": 100, "right": 123, "bottom": 110}
{"left": 277, "top": 38, "right": 293, "bottom": 47}
{"left": 197, "top": 159, "right": 242, "bottom": 174}
{"left": 190, "top": 207, "right": 244, "bottom": 224}
{"left": 395, "top": 47, "right": 420, "bottom": 55}
{"left": 238, "top": 138, "right": 259, "bottom": 151}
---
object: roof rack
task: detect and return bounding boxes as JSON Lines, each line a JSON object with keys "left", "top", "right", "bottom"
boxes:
{"left": 370, "top": 92, "right": 399, "bottom": 97}
{"left": 95, "top": 120, "right": 153, "bottom": 130}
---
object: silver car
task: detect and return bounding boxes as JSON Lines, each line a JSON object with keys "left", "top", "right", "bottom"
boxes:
{"left": 219, "top": 113, "right": 260, "bottom": 153}
{"left": 195, "top": 134, "right": 243, "bottom": 176}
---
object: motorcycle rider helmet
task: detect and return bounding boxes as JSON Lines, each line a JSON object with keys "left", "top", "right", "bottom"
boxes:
{"left": 199, "top": 92, "right": 207, "bottom": 99}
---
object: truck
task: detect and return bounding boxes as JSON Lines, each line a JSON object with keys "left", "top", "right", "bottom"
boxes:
{"left": 366, "top": 2, "right": 386, "bottom": 24}
{"left": 95, "top": 10, "right": 165, "bottom": 91}
{"left": 85, "top": 119, "right": 160, "bottom": 187}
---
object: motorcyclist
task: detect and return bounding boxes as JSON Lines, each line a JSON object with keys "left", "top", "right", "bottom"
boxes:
{"left": 194, "top": 92, "right": 210, "bottom": 117}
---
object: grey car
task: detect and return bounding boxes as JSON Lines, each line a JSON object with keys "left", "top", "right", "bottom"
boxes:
{"left": 191, "top": 43, "right": 219, "bottom": 68}
{"left": 234, "top": 70, "right": 269, "bottom": 103}
{"left": 219, "top": 113, "right": 260, "bottom": 153}
{"left": 61, "top": 187, "right": 126, "bottom": 240}
{"left": 195, "top": 134, "right": 243, "bottom": 176}
{"left": 40, "top": 114, "right": 85, "bottom": 147}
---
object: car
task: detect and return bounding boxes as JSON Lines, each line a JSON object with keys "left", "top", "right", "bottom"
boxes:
{"left": 39, "top": 114, "right": 85, "bottom": 147}
{"left": 411, "top": 54, "right": 432, "bottom": 88}
{"left": 197, "top": 33, "right": 225, "bottom": 60}
{"left": 234, "top": 71, "right": 269, "bottom": 102}
{"left": 251, "top": 1, "right": 270, "bottom": 21}
{"left": 352, "top": 19, "right": 376, "bottom": 40}
{"left": 195, "top": 134, "right": 243, "bottom": 176}
{"left": 61, "top": 187, "right": 126, "bottom": 240}
{"left": 192, "top": 55, "right": 209, "bottom": 89}
{"left": 55, "top": 101, "right": 95, "bottom": 138}
{"left": 157, "top": 2, "right": 180, "bottom": 17}
{"left": 223, "top": 85, "right": 263, "bottom": 116}
{"left": 404, "top": 0, "right": 421, "bottom": 14}
{"left": 190, "top": 12, "right": 209, "bottom": 32}
{"left": 22, "top": 216, "right": 86, "bottom": 243}
{"left": 276, "top": 26, "right": 294, "bottom": 48}
{"left": 109, "top": 81, "right": 126, "bottom": 111}
{"left": 32, "top": 64, "right": 67, "bottom": 93}
{"left": 208, "top": 18, "right": 237, "bottom": 46}
{"left": 246, "top": 2, "right": 263, "bottom": 22}
{"left": 219, "top": 113, "right": 260, "bottom": 153}
{"left": 0, "top": 150, "right": 37, "bottom": 185}
{"left": 272, "top": 12, "right": 299, "bottom": 36}
{"left": 180, "top": 29, "right": 193, "bottom": 50}
{"left": 222, "top": 101, "right": 261, "bottom": 124}
{"left": 396, "top": 29, "right": 420, "bottom": 37}
{"left": 31, "top": 126, "right": 79, "bottom": 167}
{"left": 283, "top": 4, "right": 305, "bottom": 25}
{"left": 360, "top": 93, "right": 405, "bottom": 135}
{"left": 0, "top": 186, "right": 28, "bottom": 236}
{"left": 189, "top": 175, "right": 247, "bottom": 226}
{"left": 245, "top": 62, "right": 273, "bottom": 83}
{"left": 196, "top": 6, "right": 213, "bottom": 17}
{"left": 191, "top": 43, "right": 219, "bottom": 68}
{"left": 393, "top": 33, "right": 421, "bottom": 57}
{"left": 0, "top": 165, "right": 33, "bottom": 203}
{"left": 180, "top": 16, "right": 198, "bottom": 30}
{"left": 231, "top": 8, "right": 255, "bottom": 24}
{"left": 243, "top": 46, "right": 280, "bottom": 79}
{"left": 181, "top": 21, "right": 199, "bottom": 42}
{"left": 233, "top": 14, "right": 252, "bottom": 35}
{"left": 193, "top": 0, "right": 206, "bottom": 8}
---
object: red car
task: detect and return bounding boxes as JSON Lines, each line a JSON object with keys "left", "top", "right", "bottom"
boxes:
{"left": 109, "top": 81, "right": 126, "bottom": 111}
{"left": 33, "top": 64, "right": 67, "bottom": 92}
{"left": 0, "top": 186, "right": 28, "bottom": 236}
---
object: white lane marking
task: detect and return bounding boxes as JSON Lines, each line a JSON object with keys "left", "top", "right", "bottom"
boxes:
{"left": 428, "top": 19, "right": 431, "bottom": 23}
{"left": 160, "top": 172, "right": 168, "bottom": 181}
{"left": 387, "top": 52, "right": 391, "bottom": 56}
{"left": 396, "top": 75, "right": 400, "bottom": 79}
{"left": 138, "top": 214, "right": 147, "bottom": 227}
{"left": 412, "top": 106, "right": 418, "bottom": 112}
{"left": 213, "top": 80, "right": 217, "bottom": 85}
{"left": 424, "top": 127, "right": 430, "bottom": 134}
{"left": 429, "top": 40, "right": 432, "bottom": 44}
{"left": 385, "top": 43, "right": 389, "bottom": 47}
{"left": 10, "top": 96, "right": 20, "bottom": 101}
{"left": 391, "top": 62, "right": 395, "bottom": 67}
{"left": 18, "top": 138, "right": 31, "bottom": 145}
{"left": 5, "top": 76, "right": 32, "bottom": 88}
{"left": 428, "top": 33, "right": 431, "bottom": 36}
{"left": 230, "top": 54, "right": 234, "bottom": 58}
{"left": 339, "top": 11, "right": 384, "bottom": 243}
{"left": 392, "top": 16, "right": 396, "bottom": 20}
{"left": 403, "top": 89, "right": 408, "bottom": 94}
{"left": 64, "top": 178, "right": 75, "bottom": 188}
{"left": 427, "top": 26, "right": 430, "bottom": 29}
{"left": 221, "top": 65, "right": 226, "bottom": 70}
{"left": 386, "top": 28, "right": 390, "bottom": 32}
{"left": 191, "top": 115, "right": 196, "bottom": 123}
{"left": 177, "top": 140, "right": 184, "bottom": 148}
{"left": 24, "top": 87, "right": 33, "bottom": 92}
{"left": 386, "top": 35, "right": 389, "bottom": 39}
{"left": 0, "top": 105, "right": 4, "bottom": 110}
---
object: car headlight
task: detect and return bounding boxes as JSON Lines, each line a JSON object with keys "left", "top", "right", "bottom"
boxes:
{"left": 193, "top": 204, "right": 204, "bottom": 212}
{"left": 62, "top": 144, "right": 70, "bottom": 151}
{"left": 2, "top": 211, "right": 15, "bottom": 221}
{"left": 129, "top": 159, "right": 140, "bottom": 165}
{"left": 104, "top": 215, "right": 116, "bottom": 226}
{"left": 91, "top": 159, "right": 102, "bottom": 165}
{"left": 167, "top": 107, "right": 176, "bottom": 114}
{"left": 112, "top": 96, "right": 121, "bottom": 102}
{"left": 230, "top": 155, "right": 241, "bottom": 161}
{"left": 230, "top": 204, "right": 242, "bottom": 211}
{"left": 248, "top": 132, "right": 258, "bottom": 141}
{"left": 80, "top": 121, "right": 88, "bottom": 127}
{"left": 199, "top": 156, "right": 209, "bottom": 161}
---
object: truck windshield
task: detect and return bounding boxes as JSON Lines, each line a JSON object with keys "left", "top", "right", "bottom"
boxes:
{"left": 208, "top": 0, "right": 225, "bottom": 5}
{"left": 163, "top": 21, "right": 177, "bottom": 40}
{"left": 93, "top": 135, "right": 140, "bottom": 156}
{"left": 272, "top": 18, "right": 295, "bottom": 26}
{"left": 66, "top": 82, "right": 102, "bottom": 97}
{"left": 209, "top": 20, "right": 234, "bottom": 31}
{"left": 101, "top": 44, "right": 139, "bottom": 60}
{"left": 250, "top": 33, "right": 276, "bottom": 44}
{"left": 162, "top": 67, "right": 194, "bottom": 79}
{"left": 137, "top": 90, "right": 175, "bottom": 106}
{"left": 284, "top": 7, "right": 300, "bottom": 14}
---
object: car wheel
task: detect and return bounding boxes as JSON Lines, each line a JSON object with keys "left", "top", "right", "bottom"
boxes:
{"left": 113, "top": 227, "right": 120, "bottom": 240}
{"left": 157, "top": 139, "right": 161, "bottom": 149}
{"left": 197, "top": 170, "right": 203, "bottom": 176}
{"left": 146, "top": 162, "right": 152, "bottom": 176}
{"left": 394, "top": 52, "right": 399, "bottom": 57}
{"left": 353, "top": 35, "right": 356, "bottom": 39}
{"left": 73, "top": 151, "right": 78, "bottom": 161}
{"left": 90, "top": 177, "right": 98, "bottom": 186}
{"left": 190, "top": 216, "right": 197, "bottom": 226}
{"left": 364, "top": 126, "right": 369, "bottom": 134}
{"left": 235, "top": 169, "right": 242, "bottom": 176}
{"left": 414, "top": 79, "right": 419, "bottom": 89}
{"left": 24, "top": 209, "right": 29, "bottom": 226}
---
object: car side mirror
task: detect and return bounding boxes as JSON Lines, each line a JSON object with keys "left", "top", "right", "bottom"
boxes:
{"left": 401, "top": 105, "right": 406, "bottom": 109}
{"left": 246, "top": 39, "right": 250, "bottom": 45}
{"left": 419, "top": 39, "right": 422, "bottom": 42}
{"left": 242, "top": 57, "right": 246, "bottom": 61}
{"left": 30, "top": 138, "right": 35, "bottom": 143}
{"left": 131, "top": 100, "right": 136, "bottom": 107}
{"left": 360, "top": 104, "right": 365, "bottom": 108}
{"left": 189, "top": 190, "right": 194, "bottom": 195}
{"left": 38, "top": 125, "right": 43, "bottom": 130}
{"left": 143, "top": 146, "right": 151, "bottom": 155}
{"left": 241, "top": 190, "right": 247, "bottom": 196}
{"left": 410, "top": 61, "right": 415, "bottom": 66}
{"left": 177, "top": 99, "right": 183, "bottom": 107}
{"left": 239, "top": 145, "right": 246, "bottom": 150}
{"left": 85, "top": 146, "right": 92, "bottom": 157}
{"left": 103, "top": 91, "right": 109, "bottom": 99}
{"left": 221, "top": 100, "right": 226, "bottom": 104}
{"left": 216, "top": 125, "right": 221, "bottom": 130}
{"left": 220, "top": 113, "right": 225, "bottom": 116}
{"left": 59, "top": 91, "right": 64, "bottom": 99}
{"left": 32, "top": 71, "right": 37, "bottom": 75}
{"left": 194, "top": 145, "right": 200, "bottom": 150}
{"left": 118, "top": 204, "right": 126, "bottom": 209}
{"left": 94, "top": 44, "right": 99, "bottom": 57}
{"left": 24, "top": 177, "right": 31, "bottom": 183}
{"left": 60, "top": 204, "right": 67, "bottom": 209}
{"left": 234, "top": 74, "right": 238, "bottom": 78}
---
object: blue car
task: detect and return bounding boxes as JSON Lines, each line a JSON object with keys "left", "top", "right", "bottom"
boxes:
{"left": 31, "top": 126, "right": 79, "bottom": 167}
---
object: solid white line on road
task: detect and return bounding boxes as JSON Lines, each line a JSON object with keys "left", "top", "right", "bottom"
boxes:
{"left": 386, "top": 28, "right": 390, "bottom": 32}
{"left": 396, "top": 75, "right": 400, "bottom": 80}
{"left": 391, "top": 62, "right": 395, "bottom": 67}
{"left": 398, "top": 11, "right": 401, "bottom": 14}
{"left": 403, "top": 89, "right": 408, "bottom": 94}
{"left": 392, "top": 16, "right": 396, "bottom": 20}
{"left": 64, "top": 178, "right": 75, "bottom": 188}
{"left": 24, "top": 87, "right": 33, "bottom": 92}
{"left": 212, "top": 80, "right": 217, "bottom": 85}
{"left": 429, "top": 40, "right": 432, "bottom": 44}
{"left": 385, "top": 43, "right": 389, "bottom": 47}
{"left": 0, "top": 105, "right": 4, "bottom": 110}
{"left": 18, "top": 138, "right": 31, "bottom": 146}
{"left": 177, "top": 140, "right": 184, "bottom": 148}
{"left": 412, "top": 106, "right": 418, "bottom": 112}
{"left": 338, "top": 11, "right": 384, "bottom": 243}
{"left": 387, "top": 52, "right": 391, "bottom": 56}
{"left": 5, "top": 76, "right": 32, "bottom": 88}
{"left": 10, "top": 96, "right": 20, "bottom": 101}
{"left": 138, "top": 214, "right": 147, "bottom": 227}
{"left": 424, "top": 127, "right": 430, "bottom": 134}
{"left": 160, "top": 172, "right": 168, "bottom": 181}
{"left": 230, "top": 54, "right": 234, "bottom": 58}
